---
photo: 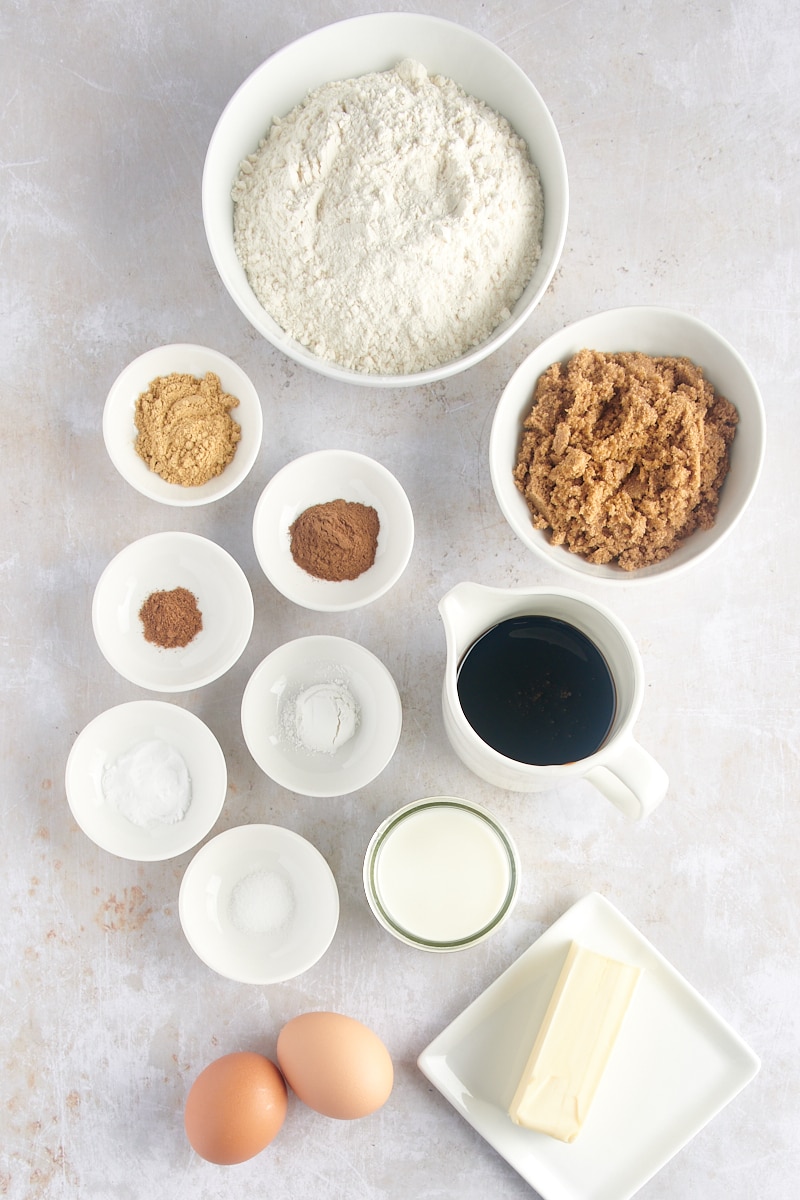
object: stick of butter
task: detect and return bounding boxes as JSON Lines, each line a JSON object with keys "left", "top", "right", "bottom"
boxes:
{"left": 508, "top": 940, "right": 641, "bottom": 1143}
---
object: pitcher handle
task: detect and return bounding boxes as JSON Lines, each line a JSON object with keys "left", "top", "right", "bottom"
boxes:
{"left": 584, "top": 738, "right": 668, "bottom": 820}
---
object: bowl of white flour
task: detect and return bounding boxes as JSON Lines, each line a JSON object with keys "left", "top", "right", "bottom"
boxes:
{"left": 203, "top": 13, "right": 568, "bottom": 387}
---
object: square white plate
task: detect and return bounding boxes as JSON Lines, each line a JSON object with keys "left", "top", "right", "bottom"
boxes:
{"left": 417, "top": 892, "right": 760, "bottom": 1200}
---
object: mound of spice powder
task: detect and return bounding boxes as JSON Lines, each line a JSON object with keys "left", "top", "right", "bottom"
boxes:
{"left": 134, "top": 371, "right": 241, "bottom": 487}
{"left": 139, "top": 587, "right": 203, "bottom": 648}
{"left": 289, "top": 499, "right": 380, "bottom": 581}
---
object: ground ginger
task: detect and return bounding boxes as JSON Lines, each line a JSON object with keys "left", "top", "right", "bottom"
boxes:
{"left": 134, "top": 371, "right": 241, "bottom": 486}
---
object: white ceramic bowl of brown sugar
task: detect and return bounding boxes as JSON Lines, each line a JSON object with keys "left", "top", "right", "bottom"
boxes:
{"left": 490, "top": 306, "right": 766, "bottom": 583}
{"left": 202, "top": 12, "right": 568, "bottom": 387}
{"left": 92, "top": 531, "right": 254, "bottom": 691}
{"left": 102, "top": 343, "right": 263, "bottom": 506}
{"left": 253, "top": 449, "right": 415, "bottom": 611}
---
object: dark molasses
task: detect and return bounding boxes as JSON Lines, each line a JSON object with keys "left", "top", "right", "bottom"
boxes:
{"left": 456, "top": 615, "right": 616, "bottom": 766}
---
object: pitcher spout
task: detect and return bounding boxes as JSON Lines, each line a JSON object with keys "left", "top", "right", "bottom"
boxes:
{"left": 438, "top": 581, "right": 498, "bottom": 664}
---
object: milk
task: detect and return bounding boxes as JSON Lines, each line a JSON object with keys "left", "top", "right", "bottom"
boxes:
{"left": 374, "top": 803, "right": 513, "bottom": 943}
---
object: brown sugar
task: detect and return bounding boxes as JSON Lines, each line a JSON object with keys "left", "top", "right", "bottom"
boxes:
{"left": 513, "top": 349, "right": 738, "bottom": 570}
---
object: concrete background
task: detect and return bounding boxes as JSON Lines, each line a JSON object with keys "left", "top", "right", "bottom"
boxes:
{"left": 1, "top": 1, "right": 798, "bottom": 1197}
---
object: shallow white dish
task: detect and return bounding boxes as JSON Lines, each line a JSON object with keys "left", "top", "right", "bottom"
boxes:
{"left": 418, "top": 892, "right": 759, "bottom": 1200}
{"left": 241, "top": 635, "right": 402, "bottom": 797}
{"left": 490, "top": 306, "right": 766, "bottom": 582}
{"left": 253, "top": 449, "right": 414, "bottom": 612}
{"left": 178, "top": 823, "right": 339, "bottom": 984}
{"left": 65, "top": 701, "right": 227, "bottom": 861}
{"left": 202, "top": 12, "right": 568, "bottom": 387}
{"left": 102, "top": 343, "right": 263, "bottom": 506}
{"left": 92, "top": 531, "right": 254, "bottom": 692}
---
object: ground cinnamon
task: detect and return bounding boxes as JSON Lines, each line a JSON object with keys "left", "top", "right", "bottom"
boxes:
{"left": 289, "top": 499, "right": 380, "bottom": 581}
{"left": 139, "top": 587, "right": 203, "bottom": 648}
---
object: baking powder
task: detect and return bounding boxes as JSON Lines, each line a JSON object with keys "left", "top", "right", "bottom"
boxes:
{"left": 289, "top": 682, "right": 359, "bottom": 754}
{"left": 232, "top": 58, "right": 544, "bottom": 374}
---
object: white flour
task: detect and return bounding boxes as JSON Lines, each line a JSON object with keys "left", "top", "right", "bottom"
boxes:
{"left": 232, "top": 59, "right": 544, "bottom": 375}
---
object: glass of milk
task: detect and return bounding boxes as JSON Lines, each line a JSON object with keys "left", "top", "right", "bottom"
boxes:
{"left": 363, "top": 796, "right": 519, "bottom": 951}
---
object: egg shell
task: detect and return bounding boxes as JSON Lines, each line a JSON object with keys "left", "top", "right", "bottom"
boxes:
{"left": 277, "top": 1011, "right": 393, "bottom": 1120}
{"left": 184, "top": 1051, "right": 287, "bottom": 1164}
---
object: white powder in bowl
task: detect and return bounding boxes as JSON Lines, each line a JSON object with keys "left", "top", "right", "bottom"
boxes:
{"left": 229, "top": 868, "right": 295, "bottom": 935}
{"left": 280, "top": 677, "right": 361, "bottom": 755}
{"left": 232, "top": 58, "right": 544, "bottom": 375}
{"left": 293, "top": 682, "right": 359, "bottom": 753}
{"left": 101, "top": 739, "right": 191, "bottom": 827}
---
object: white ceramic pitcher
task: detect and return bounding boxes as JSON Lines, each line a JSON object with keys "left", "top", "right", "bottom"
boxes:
{"left": 439, "top": 581, "right": 668, "bottom": 819}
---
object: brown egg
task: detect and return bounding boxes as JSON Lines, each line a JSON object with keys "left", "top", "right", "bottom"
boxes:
{"left": 184, "top": 1051, "right": 287, "bottom": 1164}
{"left": 277, "top": 1011, "right": 393, "bottom": 1120}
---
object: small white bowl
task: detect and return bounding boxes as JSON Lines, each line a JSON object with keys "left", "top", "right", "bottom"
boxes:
{"left": 203, "top": 12, "right": 568, "bottom": 387}
{"left": 253, "top": 450, "right": 414, "bottom": 612}
{"left": 65, "top": 701, "right": 227, "bottom": 861}
{"left": 92, "top": 531, "right": 254, "bottom": 691}
{"left": 178, "top": 824, "right": 339, "bottom": 984}
{"left": 102, "top": 343, "right": 263, "bottom": 506}
{"left": 490, "top": 306, "right": 766, "bottom": 583}
{"left": 241, "top": 635, "right": 402, "bottom": 798}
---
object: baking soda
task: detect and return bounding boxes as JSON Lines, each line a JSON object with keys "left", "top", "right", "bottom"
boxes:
{"left": 102, "top": 739, "right": 191, "bottom": 827}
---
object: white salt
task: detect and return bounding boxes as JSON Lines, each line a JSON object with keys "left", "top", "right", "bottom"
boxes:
{"left": 229, "top": 868, "right": 295, "bottom": 935}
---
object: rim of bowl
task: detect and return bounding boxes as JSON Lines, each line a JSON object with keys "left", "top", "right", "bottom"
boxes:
{"left": 202, "top": 12, "right": 569, "bottom": 388}
{"left": 489, "top": 305, "right": 766, "bottom": 584}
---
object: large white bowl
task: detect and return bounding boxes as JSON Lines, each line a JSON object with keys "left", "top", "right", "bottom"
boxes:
{"left": 65, "top": 701, "right": 227, "bottom": 861}
{"left": 241, "top": 635, "right": 402, "bottom": 797}
{"left": 92, "top": 532, "right": 254, "bottom": 691}
{"left": 103, "top": 343, "right": 263, "bottom": 506}
{"left": 253, "top": 449, "right": 414, "bottom": 612}
{"left": 490, "top": 306, "right": 766, "bottom": 583}
{"left": 202, "top": 13, "right": 568, "bottom": 387}
{"left": 178, "top": 824, "right": 339, "bottom": 984}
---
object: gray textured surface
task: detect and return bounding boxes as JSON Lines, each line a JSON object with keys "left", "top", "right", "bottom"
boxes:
{"left": 1, "top": 2, "right": 797, "bottom": 1197}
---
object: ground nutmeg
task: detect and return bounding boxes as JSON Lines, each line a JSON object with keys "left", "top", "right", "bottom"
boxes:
{"left": 139, "top": 587, "right": 203, "bottom": 648}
